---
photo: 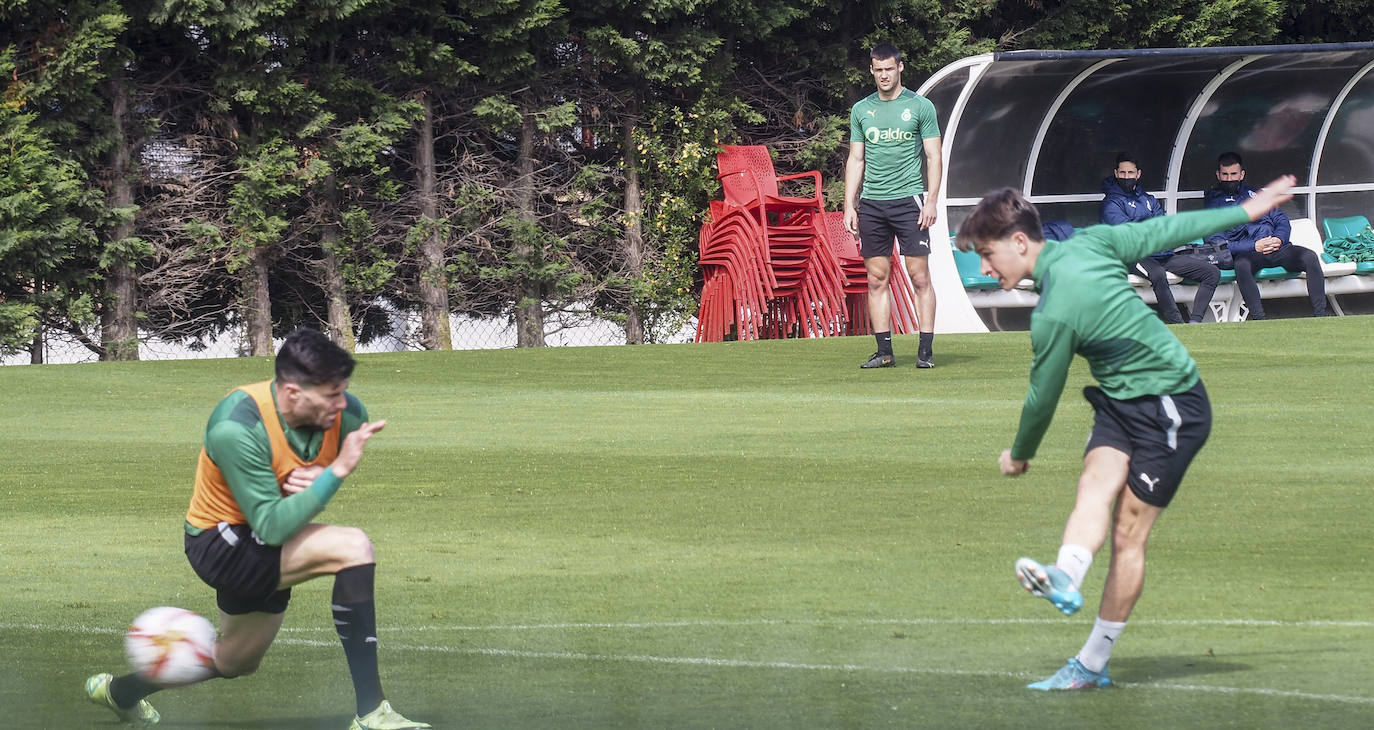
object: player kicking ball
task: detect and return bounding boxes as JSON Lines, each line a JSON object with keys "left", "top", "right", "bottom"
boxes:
{"left": 955, "top": 175, "right": 1298, "bottom": 691}
{"left": 86, "top": 328, "right": 429, "bottom": 728}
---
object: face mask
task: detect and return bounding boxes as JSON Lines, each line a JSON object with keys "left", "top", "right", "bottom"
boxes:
{"left": 1116, "top": 178, "right": 1138, "bottom": 193}
{"left": 1218, "top": 179, "right": 1242, "bottom": 194}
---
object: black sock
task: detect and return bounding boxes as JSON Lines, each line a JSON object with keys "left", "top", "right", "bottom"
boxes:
{"left": 109, "top": 672, "right": 164, "bottom": 709}
{"left": 918, "top": 332, "right": 934, "bottom": 356}
{"left": 875, "top": 331, "right": 893, "bottom": 356}
{"left": 333, "top": 563, "right": 384, "bottom": 716}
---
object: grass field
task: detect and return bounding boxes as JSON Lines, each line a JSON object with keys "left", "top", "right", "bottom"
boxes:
{"left": 2, "top": 317, "right": 1372, "bottom": 729}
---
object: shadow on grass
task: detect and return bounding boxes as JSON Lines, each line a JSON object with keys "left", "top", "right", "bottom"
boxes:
{"left": 842, "top": 352, "right": 981, "bottom": 371}
{"left": 1114, "top": 654, "right": 1250, "bottom": 682}
{"left": 160, "top": 717, "right": 342, "bottom": 729}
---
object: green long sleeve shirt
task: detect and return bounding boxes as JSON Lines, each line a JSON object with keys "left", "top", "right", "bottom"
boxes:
{"left": 1011, "top": 206, "right": 1248, "bottom": 461}
{"left": 185, "top": 383, "right": 367, "bottom": 545}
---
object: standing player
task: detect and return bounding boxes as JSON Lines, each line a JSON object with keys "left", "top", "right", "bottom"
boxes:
{"left": 955, "top": 176, "right": 1297, "bottom": 690}
{"left": 86, "top": 328, "right": 430, "bottom": 729}
{"left": 844, "top": 42, "right": 943, "bottom": 369}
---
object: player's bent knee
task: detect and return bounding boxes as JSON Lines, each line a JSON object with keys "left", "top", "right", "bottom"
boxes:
{"left": 1111, "top": 523, "right": 1149, "bottom": 550}
{"left": 334, "top": 526, "right": 375, "bottom": 565}
{"left": 214, "top": 654, "right": 264, "bottom": 678}
{"left": 214, "top": 665, "right": 253, "bottom": 679}
{"left": 1111, "top": 509, "right": 1157, "bottom": 552}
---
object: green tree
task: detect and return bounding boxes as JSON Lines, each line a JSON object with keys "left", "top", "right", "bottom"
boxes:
{"left": 0, "top": 95, "right": 102, "bottom": 359}
{"left": 357, "top": 0, "right": 571, "bottom": 351}
{"left": 0, "top": 3, "right": 127, "bottom": 361}
{"left": 1011, "top": 0, "right": 1282, "bottom": 49}
{"left": 571, "top": 0, "right": 734, "bottom": 343}
{"left": 0, "top": 106, "right": 103, "bottom": 360}
{"left": 284, "top": 5, "right": 422, "bottom": 350}
{"left": 468, "top": 1, "right": 579, "bottom": 347}
{"left": 6, "top": 0, "right": 1363, "bottom": 362}
{"left": 150, "top": 0, "right": 381, "bottom": 354}
{"left": 363, "top": 0, "right": 476, "bottom": 350}
{"left": 1280, "top": 1, "right": 1374, "bottom": 42}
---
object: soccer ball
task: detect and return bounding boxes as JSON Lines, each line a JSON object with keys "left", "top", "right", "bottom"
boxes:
{"left": 125, "top": 606, "right": 217, "bottom": 687}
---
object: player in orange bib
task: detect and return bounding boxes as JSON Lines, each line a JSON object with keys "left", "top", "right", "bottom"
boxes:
{"left": 87, "top": 328, "right": 429, "bottom": 729}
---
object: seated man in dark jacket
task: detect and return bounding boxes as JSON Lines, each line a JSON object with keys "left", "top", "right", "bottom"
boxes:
{"left": 1203, "top": 151, "right": 1325, "bottom": 319}
{"left": 1042, "top": 219, "right": 1075, "bottom": 242}
{"left": 1100, "top": 151, "right": 1219, "bottom": 324}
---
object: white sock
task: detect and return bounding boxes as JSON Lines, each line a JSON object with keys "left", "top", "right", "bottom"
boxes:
{"left": 1075, "top": 617, "right": 1126, "bottom": 674}
{"left": 1056, "top": 544, "right": 1093, "bottom": 589}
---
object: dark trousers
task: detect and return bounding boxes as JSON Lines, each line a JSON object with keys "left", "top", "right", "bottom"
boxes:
{"left": 1232, "top": 246, "right": 1327, "bottom": 318}
{"left": 1135, "top": 255, "right": 1220, "bottom": 324}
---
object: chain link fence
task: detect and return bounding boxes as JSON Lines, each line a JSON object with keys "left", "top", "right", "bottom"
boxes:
{"left": 2, "top": 308, "right": 698, "bottom": 366}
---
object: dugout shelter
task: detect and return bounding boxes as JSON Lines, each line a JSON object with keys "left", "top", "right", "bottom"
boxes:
{"left": 916, "top": 42, "right": 1374, "bottom": 333}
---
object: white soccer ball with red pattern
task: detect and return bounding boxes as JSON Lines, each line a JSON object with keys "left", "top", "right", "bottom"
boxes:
{"left": 125, "top": 606, "right": 217, "bottom": 687}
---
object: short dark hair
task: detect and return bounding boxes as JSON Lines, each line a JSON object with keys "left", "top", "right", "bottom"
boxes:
{"left": 955, "top": 188, "right": 1044, "bottom": 252}
{"left": 1114, "top": 150, "right": 1139, "bottom": 168}
{"left": 1217, "top": 151, "right": 1243, "bottom": 168}
{"left": 275, "top": 327, "right": 355, "bottom": 386}
{"left": 870, "top": 43, "right": 901, "bottom": 64}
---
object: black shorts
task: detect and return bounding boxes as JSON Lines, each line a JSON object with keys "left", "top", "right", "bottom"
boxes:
{"left": 858, "top": 196, "right": 931, "bottom": 258}
{"left": 1083, "top": 379, "right": 1211, "bottom": 508}
{"left": 185, "top": 522, "right": 292, "bottom": 615}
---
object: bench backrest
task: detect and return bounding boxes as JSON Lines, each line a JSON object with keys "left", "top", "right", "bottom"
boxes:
{"left": 1289, "top": 217, "right": 1323, "bottom": 255}
{"left": 1322, "top": 215, "right": 1371, "bottom": 241}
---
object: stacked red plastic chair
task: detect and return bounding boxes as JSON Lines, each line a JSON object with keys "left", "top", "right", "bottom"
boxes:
{"left": 818, "top": 211, "right": 919, "bottom": 336}
{"left": 695, "top": 144, "right": 919, "bottom": 342}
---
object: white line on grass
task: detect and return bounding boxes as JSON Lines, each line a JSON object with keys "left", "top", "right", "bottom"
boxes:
{"left": 269, "top": 617, "right": 1374, "bottom": 632}
{"left": 7, "top": 621, "right": 1370, "bottom": 706}
{"left": 1110, "top": 682, "right": 1374, "bottom": 706}
{"left": 13, "top": 618, "right": 1374, "bottom": 637}
{"left": 272, "top": 636, "right": 1026, "bottom": 679}
{"left": 8, "top": 615, "right": 1363, "bottom": 635}
{"left": 267, "top": 636, "right": 1374, "bottom": 707}
{"left": 10, "top": 616, "right": 1370, "bottom": 634}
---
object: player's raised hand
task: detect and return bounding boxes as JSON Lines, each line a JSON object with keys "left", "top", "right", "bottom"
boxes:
{"left": 1241, "top": 175, "right": 1296, "bottom": 221}
{"left": 329, "top": 419, "right": 387, "bottom": 479}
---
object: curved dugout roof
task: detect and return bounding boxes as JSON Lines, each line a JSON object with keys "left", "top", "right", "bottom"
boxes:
{"left": 915, "top": 43, "right": 1374, "bottom": 333}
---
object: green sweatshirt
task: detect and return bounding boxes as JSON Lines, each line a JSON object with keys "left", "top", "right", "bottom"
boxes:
{"left": 1011, "top": 206, "right": 1248, "bottom": 461}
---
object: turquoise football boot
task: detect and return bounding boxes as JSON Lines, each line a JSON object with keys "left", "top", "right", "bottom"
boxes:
{"left": 1015, "top": 557, "right": 1084, "bottom": 615}
{"left": 1027, "top": 658, "right": 1111, "bottom": 690}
